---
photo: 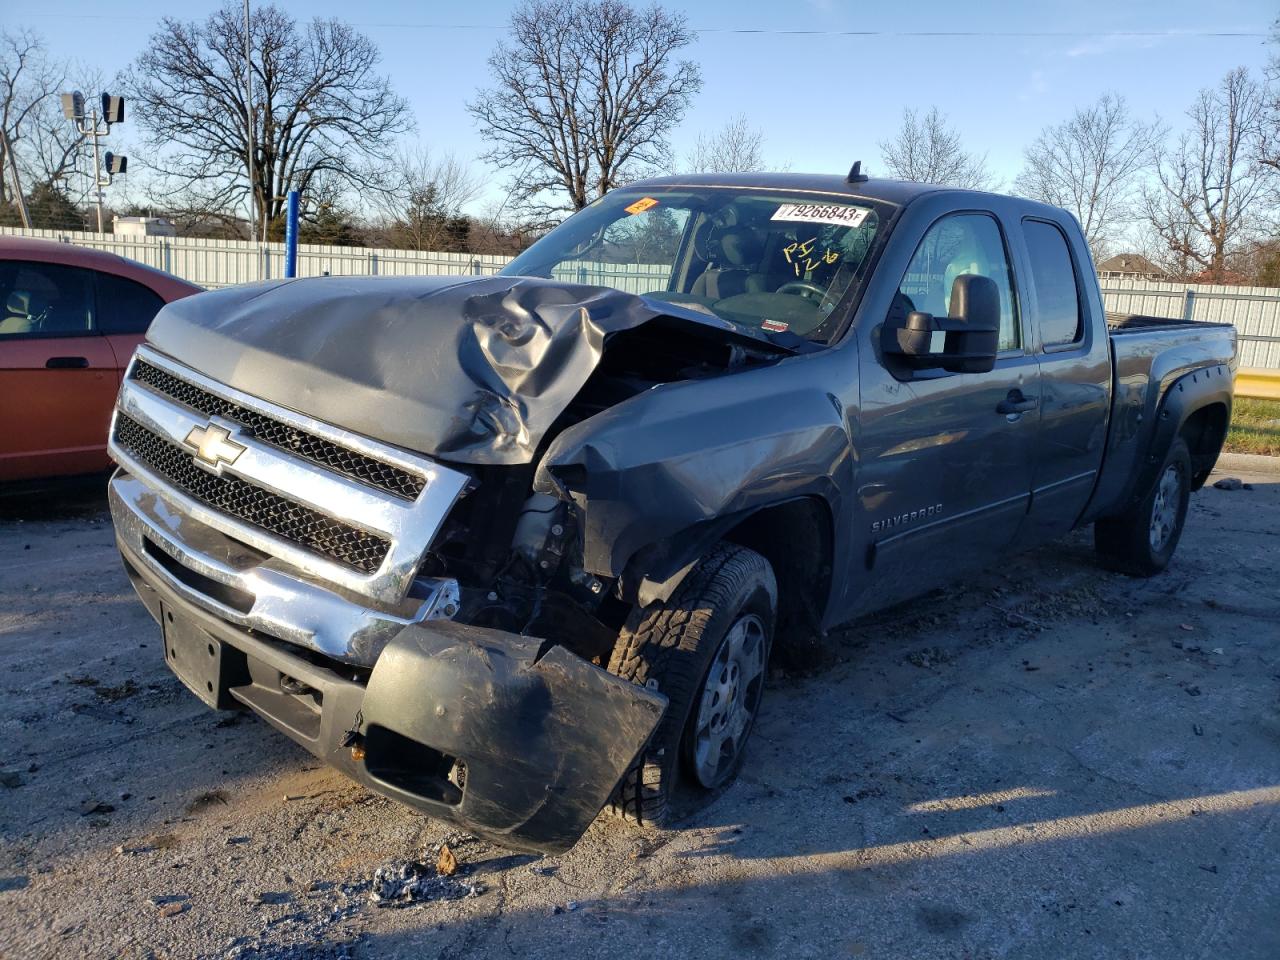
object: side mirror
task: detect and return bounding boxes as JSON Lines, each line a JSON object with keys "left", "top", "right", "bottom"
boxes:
{"left": 881, "top": 274, "right": 1000, "bottom": 374}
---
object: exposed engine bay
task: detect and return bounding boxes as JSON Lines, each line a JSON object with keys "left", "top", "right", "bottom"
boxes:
{"left": 143, "top": 274, "right": 796, "bottom": 665}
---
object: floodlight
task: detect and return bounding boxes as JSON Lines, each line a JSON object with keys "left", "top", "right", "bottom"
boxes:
{"left": 61, "top": 91, "right": 85, "bottom": 121}
{"left": 101, "top": 94, "right": 125, "bottom": 125}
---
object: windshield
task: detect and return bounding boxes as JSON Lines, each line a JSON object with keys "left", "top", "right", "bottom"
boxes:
{"left": 501, "top": 186, "right": 890, "bottom": 342}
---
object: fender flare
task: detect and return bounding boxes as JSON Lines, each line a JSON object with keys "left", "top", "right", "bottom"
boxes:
{"left": 1131, "top": 363, "right": 1232, "bottom": 504}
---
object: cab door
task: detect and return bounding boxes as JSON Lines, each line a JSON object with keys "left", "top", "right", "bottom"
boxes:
{"left": 93, "top": 269, "right": 170, "bottom": 376}
{"left": 0, "top": 259, "right": 118, "bottom": 483}
{"left": 849, "top": 211, "right": 1039, "bottom": 615}
{"left": 1015, "top": 218, "right": 1111, "bottom": 546}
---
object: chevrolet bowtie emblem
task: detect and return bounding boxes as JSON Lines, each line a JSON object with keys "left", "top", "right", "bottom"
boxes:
{"left": 184, "top": 423, "right": 246, "bottom": 469}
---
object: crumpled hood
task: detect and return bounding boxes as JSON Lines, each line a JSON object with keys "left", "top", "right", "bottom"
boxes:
{"left": 146, "top": 274, "right": 778, "bottom": 465}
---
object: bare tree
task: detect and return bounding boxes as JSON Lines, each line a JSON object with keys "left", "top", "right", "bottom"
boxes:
{"left": 686, "top": 114, "right": 765, "bottom": 173}
{"left": 126, "top": 3, "right": 410, "bottom": 234}
{"left": 1259, "top": 17, "right": 1279, "bottom": 177}
{"left": 372, "top": 148, "right": 483, "bottom": 251}
{"left": 1015, "top": 94, "right": 1159, "bottom": 260}
{"left": 1141, "top": 68, "right": 1269, "bottom": 282}
{"left": 0, "top": 29, "right": 68, "bottom": 205}
{"left": 879, "top": 107, "right": 996, "bottom": 190}
{"left": 469, "top": 0, "right": 701, "bottom": 218}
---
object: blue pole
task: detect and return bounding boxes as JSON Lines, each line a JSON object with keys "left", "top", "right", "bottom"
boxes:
{"left": 284, "top": 189, "right": 299, "bottom": 278}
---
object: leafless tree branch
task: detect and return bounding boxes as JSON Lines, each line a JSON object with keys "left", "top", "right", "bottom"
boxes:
{"left": 124, "top": 3, "right": 411, "bottom": 235}
{"left": 1140, "top": 67, "right": 1271, "bottom": 282}
{"left": 469, "top": 0, "right": 701, "bottom": 219}
{"left": 686, "top": 114, "right": 767, "bottom": 174}
{"left": 1015, "top": 94, "right": 1161, "bottom": 262}
{"left": 879, "top": 107, "right": 997, "bottom": 191}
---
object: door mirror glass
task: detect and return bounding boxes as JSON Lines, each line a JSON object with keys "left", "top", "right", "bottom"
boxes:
{"left": 882, "top": 273, "right": 1000, "bottom": 374}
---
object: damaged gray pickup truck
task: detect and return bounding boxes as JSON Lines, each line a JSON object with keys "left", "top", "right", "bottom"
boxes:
{"left": 107, "top": 173, "right": 1237, "bottom": 853}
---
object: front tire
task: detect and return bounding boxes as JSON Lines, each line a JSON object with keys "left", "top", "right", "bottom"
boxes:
{"left": 1095, "top": 436, "right": 1192, "bottom": 576}
{"left": 606, "top": 544, "right": 776, "bottom": 826}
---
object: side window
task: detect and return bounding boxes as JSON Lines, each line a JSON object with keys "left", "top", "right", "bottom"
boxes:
{"left": 95, "top": 272, "right": 167, "bottom": 335}
{"left": 897, "top": 213, "right": 1020, "bottom": 352}
{"left": 1023, "top": 220, "right": 1082, "bottom": 348}
{"left": 0, "top": 260, "right": 95, "bottom": 338}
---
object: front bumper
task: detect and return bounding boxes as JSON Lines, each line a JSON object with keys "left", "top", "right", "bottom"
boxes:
{"left": 113, "top": 476, "right": 666, "bottom": 853}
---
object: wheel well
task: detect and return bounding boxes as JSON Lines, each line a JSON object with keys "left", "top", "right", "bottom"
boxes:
{"left": 722, "top": 497, "right": 834, "bottom": 670}
{"left": 1179, "top": 402, "right": 1229, "bottom": 490}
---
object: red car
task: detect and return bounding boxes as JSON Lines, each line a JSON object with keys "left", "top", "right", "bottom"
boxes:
{"left": 0, "top": 236, "right": 201, "bottom": 485}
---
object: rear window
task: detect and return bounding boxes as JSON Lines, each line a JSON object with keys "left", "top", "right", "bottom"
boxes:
{"left": 1023, "top": 220, "right": 1082, "bottom": 348}
{"left": 95, "top": 272, "right": 166, "bottom": 334}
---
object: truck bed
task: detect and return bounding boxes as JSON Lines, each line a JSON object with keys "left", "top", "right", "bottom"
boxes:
{"left": 1085, "top": 314, "right": 1237, "bottom": 523}
{"left": 1105, "top": 312, "right": 1231, "bottom": 334}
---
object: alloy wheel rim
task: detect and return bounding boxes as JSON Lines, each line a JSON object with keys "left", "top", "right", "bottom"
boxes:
{"left": 691, "top": 613, "right": 767, "bottom": 788}
{"left": 1149, "top": 463, "right": 1182, "bottom": 552}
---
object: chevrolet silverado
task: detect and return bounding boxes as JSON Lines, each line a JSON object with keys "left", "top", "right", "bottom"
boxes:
{"left": 106, "top": 172, "right": 1237, "bottom": 853}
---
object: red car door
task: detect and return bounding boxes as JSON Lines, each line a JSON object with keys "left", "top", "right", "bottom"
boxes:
{"left": 93, "top": 269, "right": 171, "bottom": 377}
{"left": 0, "top": 260, "right": 119, "bottom": 482}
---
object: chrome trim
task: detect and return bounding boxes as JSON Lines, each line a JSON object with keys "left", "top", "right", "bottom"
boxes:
{"left": 110, "top": 474, "right": 458, "bottom": 665}
{"left": 109, "top": 345, "right": 470, "bottom": 605}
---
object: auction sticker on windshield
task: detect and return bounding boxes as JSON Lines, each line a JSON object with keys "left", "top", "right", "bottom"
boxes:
{"left": 771, "top": 203, "right": 870, "bottom": 228}
{"left": 625, "top": 197, "right": 660, "bottom": 215}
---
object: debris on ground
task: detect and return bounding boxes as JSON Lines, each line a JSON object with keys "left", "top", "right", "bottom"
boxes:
{"left": 436, "top": 844, "right": 458, "bottom": 877}
{"left": 1212, "top": 477, "right": 1243, "bottom": 491}
{"left": 94, "top": 680, "right": 139, "bottom": 702}
{"left": 149, "top": 894, "right": 189, "bottom": 918}
{"left": 0, "top": 770, "right": 24, "bottom": 788}
{"left": 370, "top": 860, "right": 486, "bottom": 908}
{"left": 78, "top": 800, "right": 114, "bottom": 816}
{"left": 185, "top": 790, "right": 229, "bottom": 814}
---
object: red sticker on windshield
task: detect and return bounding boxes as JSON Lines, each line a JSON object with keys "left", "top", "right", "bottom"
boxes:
{"left": 761, "top": 319, "right": 789, "bottom": 333}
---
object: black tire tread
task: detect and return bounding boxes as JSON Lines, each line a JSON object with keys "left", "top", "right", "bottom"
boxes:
{"left": 1095, "top": 436, "right": 1191, "bottom": 577}
{"left": 606, "top": 543, "right": 773, "bottom": 826}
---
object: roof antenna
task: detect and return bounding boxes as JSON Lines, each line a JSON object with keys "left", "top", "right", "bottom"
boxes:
{"left": 846, "top": 160, "right": 869, "bottom": 184}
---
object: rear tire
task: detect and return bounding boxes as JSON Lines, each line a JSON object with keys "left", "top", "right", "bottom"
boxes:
{"left": 1095, "top": 436, "right": 1192, "bottom": 577}
{"left": 606, "top": 543, "right": 776, "bottom": 826}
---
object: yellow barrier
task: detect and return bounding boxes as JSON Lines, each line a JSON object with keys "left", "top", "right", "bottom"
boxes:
{"left": 1236, "top": 368, "right": 1280, "bottom": 401}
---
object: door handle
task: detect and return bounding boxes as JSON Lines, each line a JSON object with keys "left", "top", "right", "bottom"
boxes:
{"left": 45, "top": 356, "right": 89, "bottom": 369}
{"left": 996, "top": 389, "right": 1038, "bottom": 415}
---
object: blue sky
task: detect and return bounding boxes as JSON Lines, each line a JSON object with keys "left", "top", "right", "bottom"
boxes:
{"left": 5, "top": 0, "right": 1278, "bottom": 211}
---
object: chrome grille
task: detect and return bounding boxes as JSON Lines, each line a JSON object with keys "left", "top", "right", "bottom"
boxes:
{"left": 113, "top": 413, "right": 391, "bottom": 574}
{"left": 131, "top": 359, "right": 424, "bottom": 500}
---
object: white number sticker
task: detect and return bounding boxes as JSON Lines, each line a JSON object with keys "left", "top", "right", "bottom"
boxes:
{"left": 771, "top": 203, "right": 871, "bottom": 228}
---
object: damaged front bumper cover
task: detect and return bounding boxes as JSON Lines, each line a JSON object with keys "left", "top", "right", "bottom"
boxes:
{"left": 112, "top": 475, "right": 667, "bottom": 854}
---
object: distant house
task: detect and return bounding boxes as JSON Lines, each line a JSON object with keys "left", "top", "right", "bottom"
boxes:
{"left": 113, "top": 216, "right": 177, "bottom": 238}
{"left": 1096, "top": 254, "right": 1166, "bottom": 282}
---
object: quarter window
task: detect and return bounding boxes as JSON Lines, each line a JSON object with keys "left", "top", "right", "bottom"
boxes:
{"left": 1023, "top": 220, "right": 1082, "bottom": 348}
{"left": 896, "top": 214, "right": 1020, "bottom": 352}
{"left": 95, "top": 272, "right": 167, "bottom": 334}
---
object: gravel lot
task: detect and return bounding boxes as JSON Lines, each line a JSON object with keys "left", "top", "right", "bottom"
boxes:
{"left": 2, "top": 456, "right": 1278, "bottom": 960}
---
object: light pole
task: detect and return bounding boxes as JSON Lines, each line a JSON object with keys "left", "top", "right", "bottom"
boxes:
{"left": 0, "top": 126, "right": 31, "bottom": 228}
{"left": 244, "top": 0, "right": 257, "bottom": 244}
{"left": 61, "top": 91, "right": 126, "bottom": 233}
